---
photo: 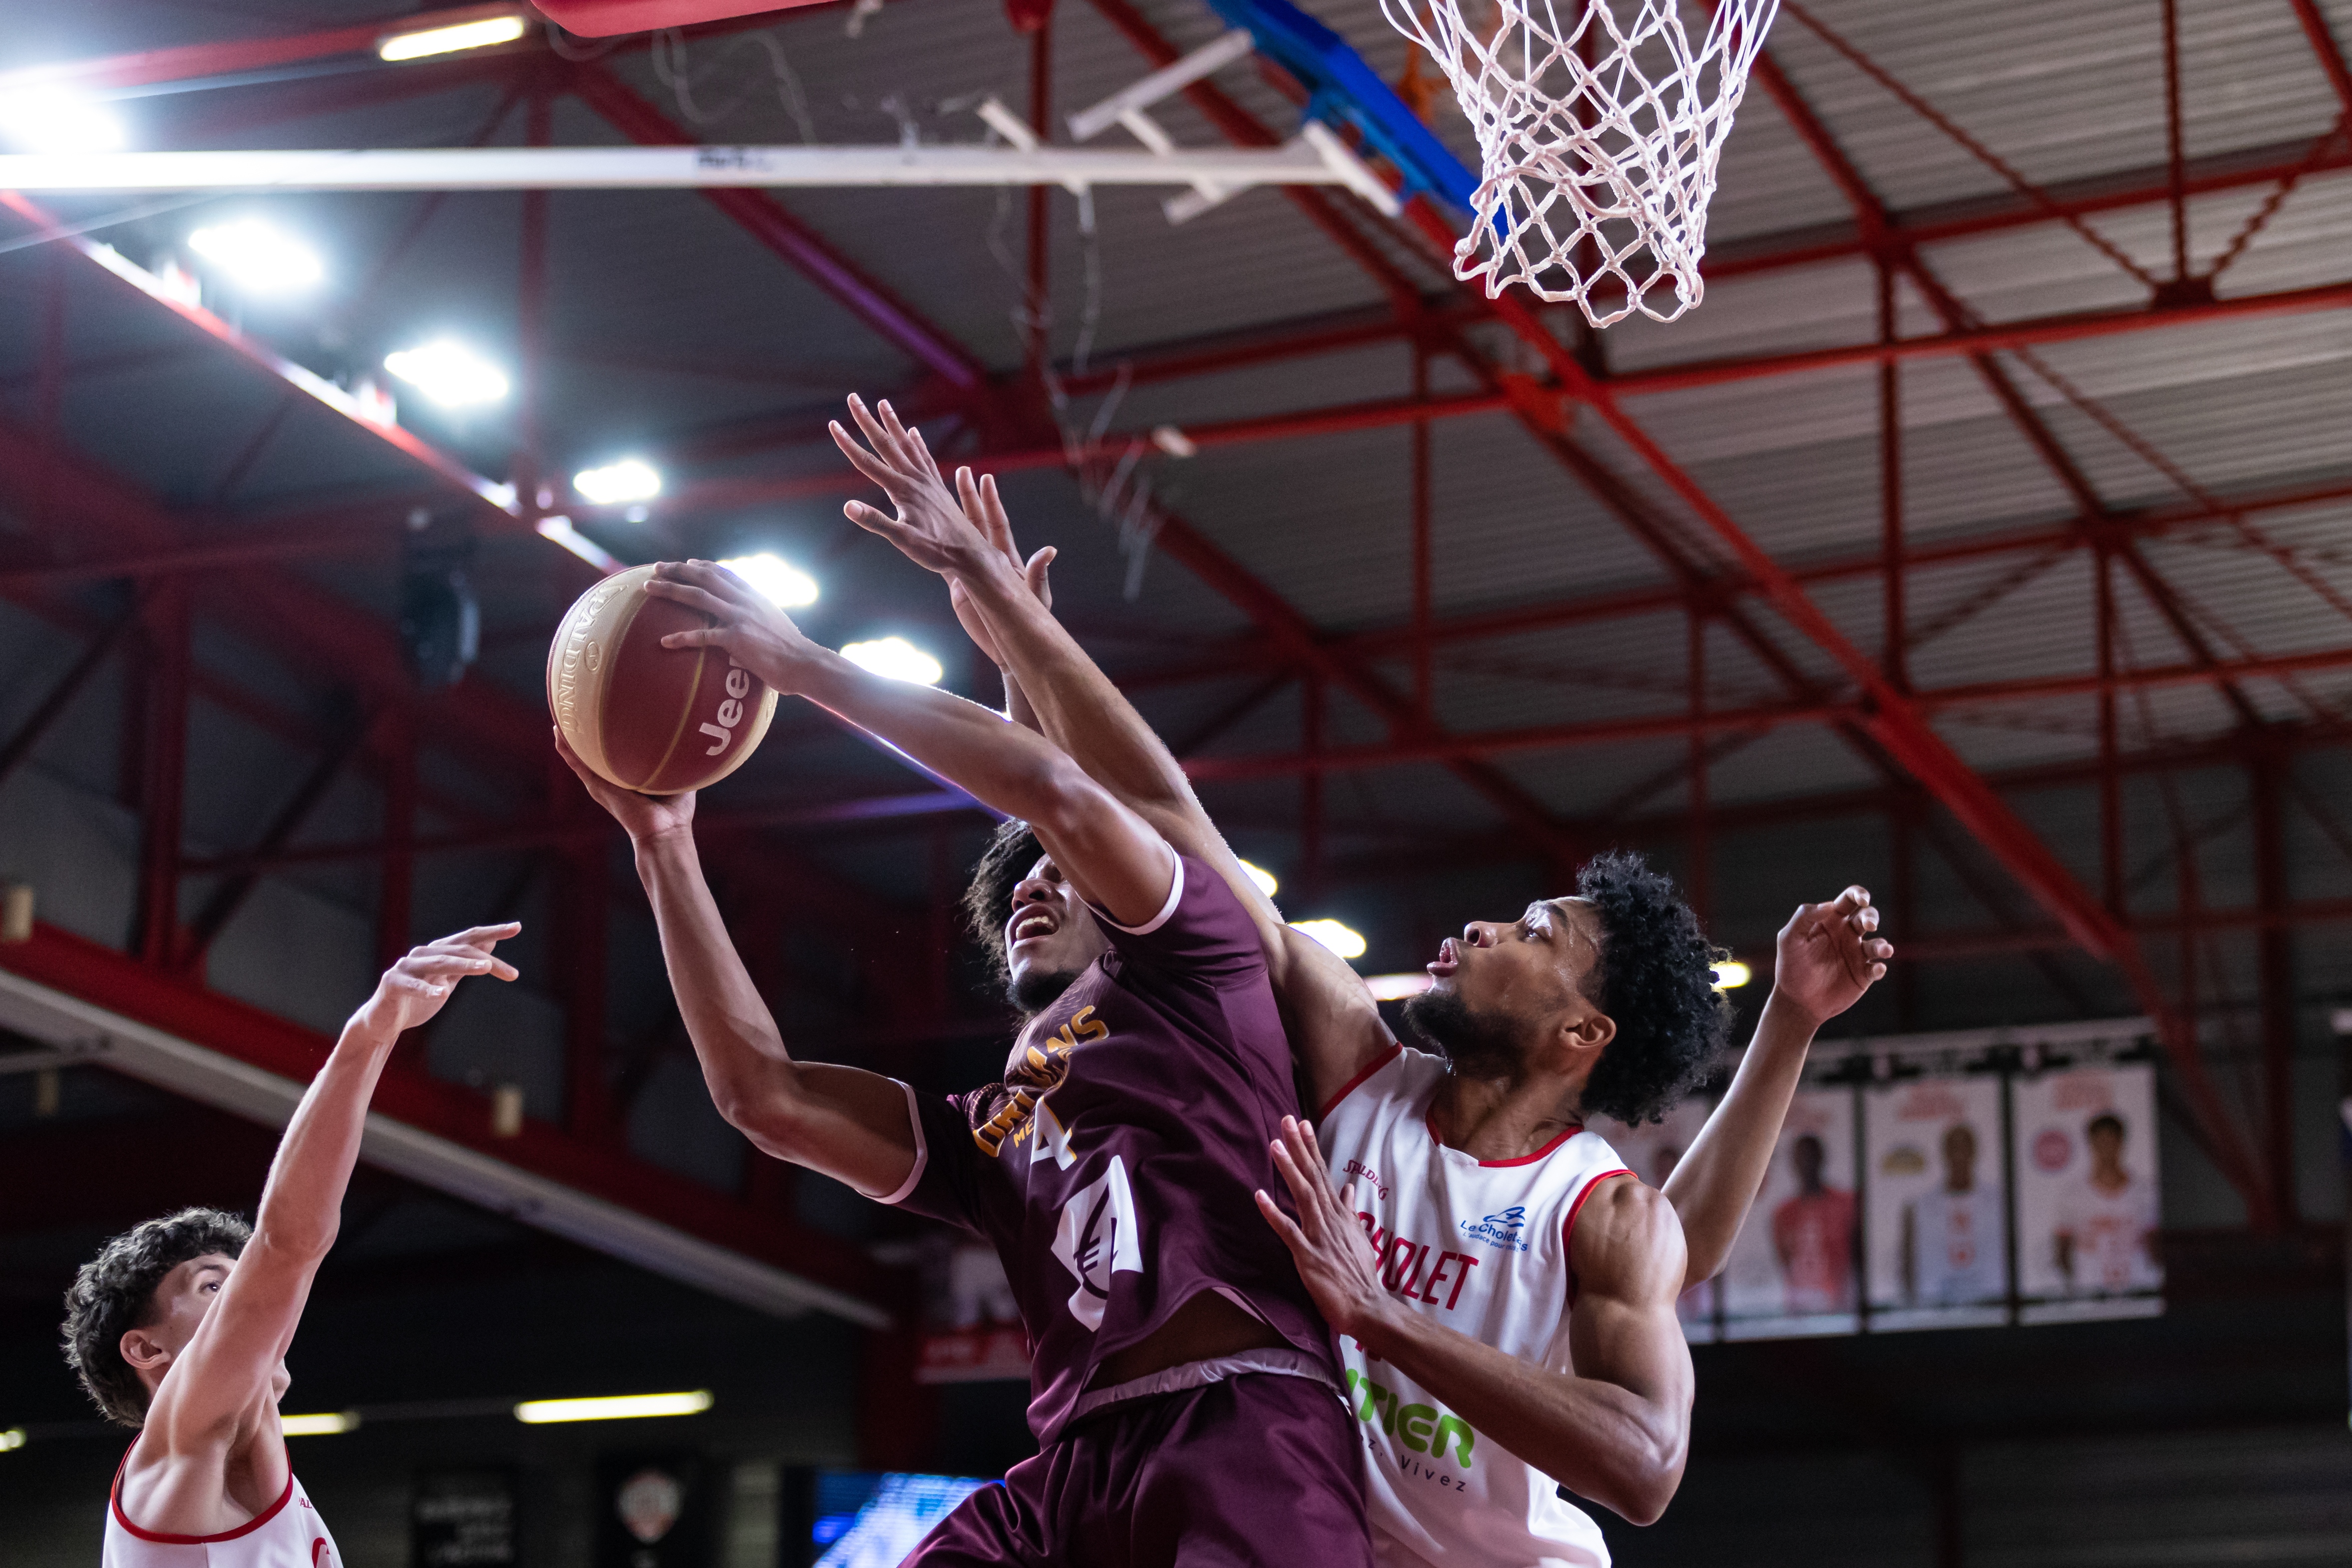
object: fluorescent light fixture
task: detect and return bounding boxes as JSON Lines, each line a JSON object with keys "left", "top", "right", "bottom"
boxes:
{"left": 1292, "top": 919, "right": 1366, "bottom": 961}
{"left": 187, "top": 221, "right": 322, "bottom": 293}
{"left": 383, "top": 340, "right": 509, "bottom": 407}
{"left": 1364, "top": 972, "right": 1432, "bottom": 1002}
{"left": 0, "top": 1427, "right": 23, "bottom": 1452}
{"left": 840, "top": 637, "right": 943, "bottom": 686}
{"left": 513, "top": 1390, "right": 713, "bottom": 1425}
{"left": 1237, "top": 860, "right": 1278, "bottom": 899}
{"left": 573, "top": 458, "right": 662, "bottom": 506}
{"left": 1712, "top": 959, "right": 1753, "bottom": 991}
{"left": 720, "top": 553, "right": 819, "bottom": 608}
{"left": 379, "top": 14, "right": 529, "bottom": 61}
{"left": 279, "top": 1411, "right": 359, "bottom": 1437}
{"left": 0, "top": 86, "right": 124, "bottom": 154}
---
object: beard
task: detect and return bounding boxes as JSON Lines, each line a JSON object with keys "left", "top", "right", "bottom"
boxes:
{"left": 1008, "top": 966, "right": 1084, "bottom": 1017}
{"left": 1403, "top": 987, "right": 1530, "bottom": 1080}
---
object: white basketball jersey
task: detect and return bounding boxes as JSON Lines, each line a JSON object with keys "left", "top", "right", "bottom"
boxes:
{"left": 1910, "top": 1187, "right": 2003, "bottom": 1304}
{"left": 1319, "top": 1045, "right": 1636, "bottom": 1568}
{"left": 106, "top": 1460, "right": 341, "bottom": 1568}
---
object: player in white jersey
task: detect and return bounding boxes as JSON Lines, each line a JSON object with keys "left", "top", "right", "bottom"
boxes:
{"left": 1903, "top": 1123, "right": 2004, "bottom": 1305}
{"left": 2055, "top": 1113, "right": 2160, "bottom": 1294}
{"left": 830, "top": 403, "right": 1894, "bottom": 1564}
{"left": 62, "top": 925, "right": 519, "bottom": 1565}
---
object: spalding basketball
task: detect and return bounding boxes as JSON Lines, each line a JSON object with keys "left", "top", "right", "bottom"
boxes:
{"left": 547, "top": 565, "right": 779, "bottom": 795}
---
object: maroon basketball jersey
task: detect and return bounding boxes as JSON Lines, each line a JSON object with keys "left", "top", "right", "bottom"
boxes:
{"left": 889, "top": 853, "right": 1336, "bottom": 1445}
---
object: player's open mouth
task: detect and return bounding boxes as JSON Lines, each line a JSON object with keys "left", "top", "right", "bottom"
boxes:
{"left": 1427, "top": 937, "right": 1460, "bottom": 978}
{"left": 1010, "top": 910, "right": 1058, "bottom": 946}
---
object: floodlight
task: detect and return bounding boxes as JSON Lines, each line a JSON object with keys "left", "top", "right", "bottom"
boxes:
{"left": 719, "top": 553, "right": 819, "bottom": 608}
{"left": 1292, "top": 919, "right": 1366, "bottom": 961}
{"left": 1364, "top": 973, "right": 1432, "bottom": 1001}
{"left": 279, "top": 1411, "right": 359, "bottom": 1436}
{"left": 0, "top": 1428, "right": 23, "bottom": 1453}
{"left": 1711, "top": 959, "right": 1753, "bottom": 991}
{"left": 188, "top": 221, "right": 322, "bottom": 293}
{"left": 1237, "top": 860, "right": 1278, "bottom": 898}
{"left": 383, "top": 341, "right": 509, "bottom": 407}
{"left": 379, "top": 15, "right": 529, "bottom": 61}
{"left": 513, "top": 1390, "right": 712, "bottom": 1425}
{"left": 0, "top": 86, "right": 124, "bottom": 154}
{"left": 840, "top": 637, "right": 943, "bottom": 686}
{"left": 573, "top": 458, "right": 662, "bottom": 506}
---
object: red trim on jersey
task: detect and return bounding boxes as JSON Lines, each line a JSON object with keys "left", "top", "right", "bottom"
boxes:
{"left": 111, "top": 1449, "right": 295, "bottom": 1544}
{"left": 1562, "top": 1168, "right": 1638, "bottom": 1307}
{"left": 1423, "top": 1112, "right": 1586, "bottom": 1167}
{"left": 1317, "top": 1042, "right": 1403, "bottom": 1120}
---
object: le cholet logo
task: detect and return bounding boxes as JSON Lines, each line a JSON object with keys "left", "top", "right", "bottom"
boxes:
{"left": 1457, "top": 1206, "right": 1532, "bottom": 1252}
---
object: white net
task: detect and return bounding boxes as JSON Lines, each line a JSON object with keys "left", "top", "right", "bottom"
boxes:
{"left": 1380, "top": 0, "right": 1780, "bottom": 326}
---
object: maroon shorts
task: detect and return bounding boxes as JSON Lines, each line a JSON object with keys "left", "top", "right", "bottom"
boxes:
{"left": 906, "top": 1372, "right": 1373, "bottom": 1568}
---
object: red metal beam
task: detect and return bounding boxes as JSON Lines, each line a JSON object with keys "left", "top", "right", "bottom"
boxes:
{"left": 2288, "top": 0, "right": 2352, "bottom": 121}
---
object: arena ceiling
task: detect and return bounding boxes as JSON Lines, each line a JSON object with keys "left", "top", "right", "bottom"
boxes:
{"left": 0, "top": 0, "right": 2349, "bottom": 1260}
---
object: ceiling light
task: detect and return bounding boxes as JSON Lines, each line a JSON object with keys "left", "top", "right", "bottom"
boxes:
{"left": 1237, "top": 860, "right": 1278, "bottom": 899}
{"left": 384, "top": 340, "right": 508, "bottom": 406}
{"left": 513, "top": 1390, "right": 713, "bottom": 1425}
{"left": 840, "top": 637, "right": 943, "bottom": 686}
{"left": 187, "top": 221, "right": 322, "bottom": 293}
{"left": 0, "top": 1427, "right": 23, "bottom": 1453}
{"left": 1292, "top": 919, "right": 1366, "bottom": 961}
{"left": 0, "top": 86, "right": 124, "bottom": 154}
{"left": 720, "top": 553, "right": 819, "bottom": 608}
{"left": 573, "top": 458, "right": 662, "bottom": 506}
{"left": 378, "top": 14, "right": 530, "bottom": 62}
{"left": 1364, "top": 972, "right": 1431, "bottom": 1001}
{"left": 1712, "top": 959, "right": 1753, "bottom": 991}
{"left": 279, "top": 1411, "right": 359, "bottom": 1437}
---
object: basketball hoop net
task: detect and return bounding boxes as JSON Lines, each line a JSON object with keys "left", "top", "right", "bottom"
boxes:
{"left": 1380, "top": 0, "right": 1781, "bottom": 326}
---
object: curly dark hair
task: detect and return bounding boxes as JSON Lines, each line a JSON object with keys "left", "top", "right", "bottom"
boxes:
{"left": 962, "top": 817, "right": 1044, "bottom": 994}
{"left": 1574, "top": 849, "right": 1732, "bottom": 1126}
{"left": 61, "top": 1207, "right": 252, "bottom": 1427}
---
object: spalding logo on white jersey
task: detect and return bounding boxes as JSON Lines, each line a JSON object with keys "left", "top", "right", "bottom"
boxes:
{"left": 1050, "top": 1155, "right": 1142, "bottom": 1330}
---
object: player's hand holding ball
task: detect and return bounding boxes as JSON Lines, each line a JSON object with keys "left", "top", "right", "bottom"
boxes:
{"left": 643, "top": 559, "right": 829, "bottom": 697}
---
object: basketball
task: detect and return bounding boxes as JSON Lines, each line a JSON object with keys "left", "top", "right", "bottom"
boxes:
{"left": 546, "top": 564, "right": 778, "bottom": 795}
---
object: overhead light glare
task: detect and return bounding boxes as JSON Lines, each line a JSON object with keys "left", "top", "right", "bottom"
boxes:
{"left": 379, "top": 15, "right": 529, "bottom": 61}
{"left": 574, "top": 458, "right": 662, "bottom": 506}
{"left": 188, "top": 221, "right": 322, "bottom": 293}
{"left": 1712, "top": 959, "right": 1753, "bottom": 991}
{"left": 840, "top": 637, "right": 943, "bottom": 686}
{"left": 0, "top": 86, "right": 124, "bottom": 154}
{"left": 279, "top": 1411, "right": 359, "bottom": 1437}
{"left": 720, "top": 552, "right": 819, "bottom": 608}
{"left": 384, "top": 341, "right": 509, "bottom": 407}
{"left": 1292, "top": 919, "right": 1366, "bottom": 961}
{"left": 0, "top": 1427, "right": 23, "bottom": 1453}
{"left": 1364, "top": 972, "right": 1432, "bottom": 1002}
{"left": 513, "top": 1390, "right": 713, "bottom": 1425}
{"left": 1237, "top": 860, "right": 1278, "bottom": 899}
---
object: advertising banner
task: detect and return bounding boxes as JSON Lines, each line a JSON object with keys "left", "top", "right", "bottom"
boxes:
{"left": 2012, "top": 1063, "right": 2163, "bottom": 1322}
{"left": 1863, "top": 1074, "right": 2009, "bottom": 1330}
{"left": 1721, "top": 1087, "right": 1860, "bottom": 1338}
{"left": 1589, "top": 1096, "right": 1719, "bottom": 1342}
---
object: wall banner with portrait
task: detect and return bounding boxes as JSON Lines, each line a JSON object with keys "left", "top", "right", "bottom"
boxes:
{"left": 1590, "top": 1096, "right": 1721, "bottom": 1343}
{"left": 1863, "top": 1075, "right": 2009, "bottom": 1331}
{"left": 1720, "top": 1087, "right": 1861, "bottom": 1339}
{"left": 2012, "top": 1063, "right": 2164, "bottom": 1322}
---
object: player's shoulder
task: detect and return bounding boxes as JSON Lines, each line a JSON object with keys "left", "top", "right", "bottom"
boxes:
{"left": 1568, "top": 1173, "right": 1684, "bottom": 1296}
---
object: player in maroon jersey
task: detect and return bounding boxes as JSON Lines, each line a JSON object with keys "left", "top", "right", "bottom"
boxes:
{"left": 559, "top": 562, "right": 1372, "bottom": 1565}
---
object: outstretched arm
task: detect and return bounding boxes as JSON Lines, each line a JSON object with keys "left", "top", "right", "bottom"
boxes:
{"left": 137, "top": 929, "right": 519, "bottom": 1488}
{"left": 1664, "top": 887, "right": 1892, "bottom": 1287}
{"left": 1260, "top": 1119, "right": 1692, "bottom": 1524}
{"left": 558, "top": 744, "right": 923, "bottom": 1198}
{"left": 828, "top": 397, "right": 1392, "bottom": 1106}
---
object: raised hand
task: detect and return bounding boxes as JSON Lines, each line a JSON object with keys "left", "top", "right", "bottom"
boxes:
{"left": 947, "top": 468, "right": 1054, "bottom": 670}
{"left": 828, "top": 393, "right": 997, "bottom": 578}
{"left": 553, "top": 727, "right": 697, "bottom": 845}
{"left": 351, "top": 924, "right": 519, "bottom": 1040}
{"left": 1255, "top": 1116, "right": 1394, "bottom": 1342}
{"left": 641, "top": 558, "right": 826, "bottom": 697}
{"left": 1769, "top": 885, "right": 1893, "bottom": 1028}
